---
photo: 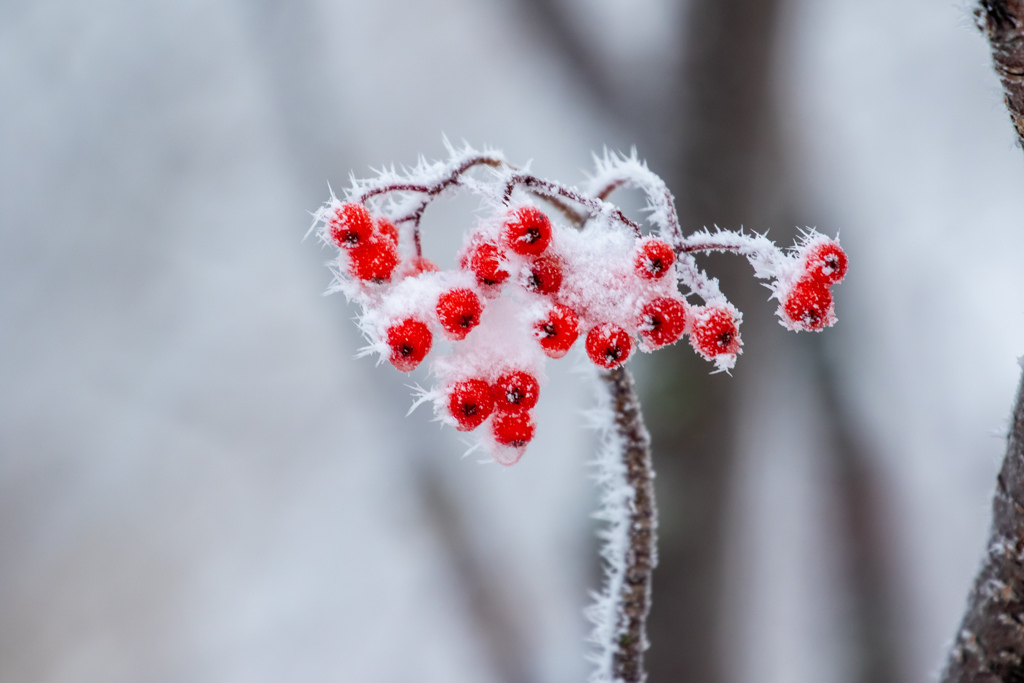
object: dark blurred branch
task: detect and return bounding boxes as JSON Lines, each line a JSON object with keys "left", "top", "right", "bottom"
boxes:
{"left": 976, "top": 0, "right": 1024, "bottom": 149}
{"left": 417, "top": 466, "right": 537, "bottom": 683}
{"left": 813, "top": 339, "right": 904, "bottom": 683}
{"left": 940, "top": 371, "right": 1024, "bottom": 683}
{"left": 644, "top": 0, "right": 785, "bottom": 680}
{"left": 512, "top": 0, "right": 623, "bottom": 119}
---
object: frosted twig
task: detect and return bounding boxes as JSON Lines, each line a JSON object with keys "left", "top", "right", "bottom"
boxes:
{"left": 587, "top": 365, "right": 655, "bottom": 683}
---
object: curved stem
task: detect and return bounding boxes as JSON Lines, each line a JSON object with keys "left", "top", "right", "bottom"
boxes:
{"left": 358, "top": 154, "right": 505, "bottom": 257}
{"left": 503, "top": 173, "right": 642, "bottom": 237}
{"left": 593, "top": 365, "right": 656, "bottom": 683}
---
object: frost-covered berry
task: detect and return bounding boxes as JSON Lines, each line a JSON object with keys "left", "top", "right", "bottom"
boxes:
{"left": 386, "top": 318, "right": 432, "bottom": 372}
{"left": 328, "top": 202, "right": 374, "bottom": 248}
{"left": 802, "top": 238, "right": 847, "bottom": 285}
{"left": 465, "top": 241, "right": 510, "bottom": 287}
{"left": 634, "top": 238, "right": 676, "bottom": 280}
{"left": 524, "top": 255, "right": 563, "bottom": 295}
{"left": 348, "top": 234, "right": 400, "bottom": 282}
{"left": 502, "top": 206, "right": 552, "bottom": 256}
{"left": 782, "top": 278, "right": 835, "bottom": 331}
{"left": 493, "top": 370, "right": 540, "bottom": 412}
{"left": 586, "top": 323, "right": 633, "bottom": 369}
{"left": 690, "top": 305, "right": 740, "bottom": 361}
{"left": 404, "top": 256, "right": 440, "bottom": 278}
{"left": 638, "top": 297, "right": 688, "bottom": 349}
{"left": 534, "top": 304, "right": 580, "bottom": 359}
{"left": 447, "top": 379, "right": 494, "bottom": 432}
{"left": 436, "top": 288, "right": 484, "bottom": 340}
{"left": 376, "top": 217, "right": 399, "bottom": 245}
{"left": 492, "top": 409, "right": 536, "bottom": 447}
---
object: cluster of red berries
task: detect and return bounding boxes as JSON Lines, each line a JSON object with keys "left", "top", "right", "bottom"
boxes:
{"left": 324, "top": 200, "right": 827, "bottom": 459}
{"left": 455, "top": 208, "right": 742, "bottom": 370}
{"left": 328, "top": 202, "right": 730, "bottom": 380}
{"left": 448, "top": 370, "right": 540, "bottom": 458}
{"left": 779, "top": 237, "right": 848, "bottom": 332}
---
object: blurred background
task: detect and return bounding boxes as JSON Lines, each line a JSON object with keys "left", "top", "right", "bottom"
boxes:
{"left": 3, "top": 0, "right": 1024, "bottom": 681}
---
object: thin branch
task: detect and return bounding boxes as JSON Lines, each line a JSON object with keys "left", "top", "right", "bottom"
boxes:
{"left": 359, "top": 154, "right": 504, "bottom": 257}
{"left": 502, "top": 173, "right": 642, "bottom": 237}
{"left": 976, "top": 0, "right": 1024, "bottom": 149}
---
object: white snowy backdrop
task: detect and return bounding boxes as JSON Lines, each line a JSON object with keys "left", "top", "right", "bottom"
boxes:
{"left": 1, "top": 1, "right": 1022, "bottom": 683}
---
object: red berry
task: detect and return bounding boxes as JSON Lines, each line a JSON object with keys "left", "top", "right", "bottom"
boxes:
{"left": 436, "top": 288, "right": 484, "bottom": 340}
{"left": 634, "top": 238, "right": 676, "bottom": 280}
{"left": 328, "top": 202, "right": 373, "bottom": 249}
{"left": 492, "top": 409, "right": 536, "bottom": 447}
{"left": 534, "top": 304, "right": 580, "bottom": 359}
{"left": 376, "top": 217, "right": 399, "bottom": 245}
{"left": 447, "top": 379, "right": 494, "bottom": 432}
{"left": 348, "top": 233, "right": 399, "bottom": 282}
{"left": 386, "top": 318, "right": 432, "bottom": 372}
{"left": 638, "top": 297, "right": 688, "bottom": 349}
{"left": 405, "top": 256, "right": 440, "bottom": 277}
{"left": 524, "top": 255, "right": 563, "bottom": 295}
{"left": 802, "top": 238, "right": 847, "bottom": 285}
{"left": 493, "top": 370, "right": 540, "bottom": 412}
{"left": 502, "top": 206, "right": 552, "bottom": 256}
{"left": 585, "top": 323, "right": 633, "bottom": 369}
{"left": 690, "top": 305, "right": 741, "bottom": 360}
{"left": 465, "top": 241, "right": 510, "bottom": 287}
{"left": 783, "top": 277, "right": 835, "bottom": 331}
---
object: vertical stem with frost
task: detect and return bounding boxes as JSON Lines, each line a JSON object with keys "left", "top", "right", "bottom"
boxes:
{"left": 590, "top": 366, "right": 656, "bottom": 683}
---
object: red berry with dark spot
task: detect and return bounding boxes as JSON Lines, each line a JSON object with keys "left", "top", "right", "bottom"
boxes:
{"left": 802, "top": 238, "right": 847, "bottom": 285}
{"left": 386, "top": 318, "right": 432, "bottom": 372}
{"left": 465, "top": 241, "right": 510, "bottom": 287}
{"left": 492, "top": 409, "right": 536, "bottom": 447}
{"left": 328, "top": 202, "right": 374, "bottom": 248}
{"left": 634, "top": 238, "right": 676, "bottom": 280}
{"left": 524, "top": 255, "right": 563, "bottom": 295}
{"left": 493, "top": 370, "right": 540, "bottom": 412}
{"left": 533, "top": 304, "right": 579, "bottom": 359}
{"left": 690, "top": 305, "right": 741, "bottom": 360}
{"left": 586, "top": 323, "right": 633, "bottom": 369}
{"left": 436, "top": 288, "right": 484, "bottom": 340}
{"left": 502, "top": 206, "right": 552, "bottom": 256}
{"left": 447, "top": 379, "right": 494, "bottom": 432}
{"left": 783, "top": 277, "right": 835, "bottom": 331}
{"left": 638, "top": 297, "right": 688, "bottom": 349}
{"left": 376, "top": 217, "right": 399, "bottom": 245}
{"left": 348, "top": 233, "right": 400, "bottom": 282}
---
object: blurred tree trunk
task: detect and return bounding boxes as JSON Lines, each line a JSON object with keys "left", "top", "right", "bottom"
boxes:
{"left": 645, "top": 1, "right": 787, "bottom": 680}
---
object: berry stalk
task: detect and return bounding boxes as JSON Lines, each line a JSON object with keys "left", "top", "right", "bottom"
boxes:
{"left": 589, "top": 365, "right": 656, "bottom": 683}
